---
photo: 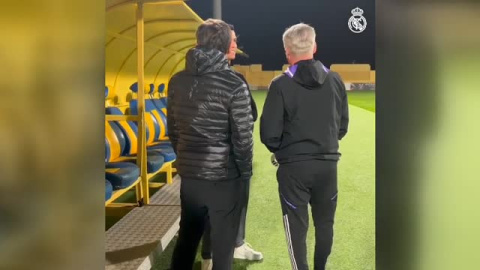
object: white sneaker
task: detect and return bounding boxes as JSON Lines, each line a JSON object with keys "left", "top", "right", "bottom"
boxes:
{"left": 201, "top": 259, "right": 213, "bottom": 270}
{"left": 233, "top": 242, "right": 263, "bottom": 261}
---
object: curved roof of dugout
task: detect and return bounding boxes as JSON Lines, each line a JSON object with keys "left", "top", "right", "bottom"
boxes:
{"left": 106, "top": 0, "right": 203, "bottom": 90}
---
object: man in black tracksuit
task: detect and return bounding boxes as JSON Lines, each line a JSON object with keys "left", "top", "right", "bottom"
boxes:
{"left": 168, "top": 19, "right": 253, "bottom": 270}
{"left": 260, "top": 23, "right": 349, "bottom": 270}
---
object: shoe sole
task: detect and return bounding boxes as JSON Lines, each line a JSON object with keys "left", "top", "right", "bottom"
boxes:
{"left": 233, "top": 255, "right": 263, "bottom": 261}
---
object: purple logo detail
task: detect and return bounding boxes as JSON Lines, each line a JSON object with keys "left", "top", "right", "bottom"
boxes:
{"left": 322, "top": 65, "right": 330, "bottom": 73}
{"left": 281, "top": 193, "right": 297, "bottom": 209}
{"left": 285, "top": 64, "right": 298, "bottom": 78}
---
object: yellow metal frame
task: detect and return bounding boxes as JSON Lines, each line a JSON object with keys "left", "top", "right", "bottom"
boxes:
{"left": 136, "top": 1, "right": 150, "bottom": 205}
{"left": 105, "top": 1, "right": 149, "bottom": 208}
{"left": 105, "top": 115, "right": 139, "bottom": 121}
{"left": 105, "top": 0, "right": 181, "bottom": 208}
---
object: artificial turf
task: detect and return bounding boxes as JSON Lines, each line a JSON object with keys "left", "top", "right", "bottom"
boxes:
{"left": 347, "top": 90, "right": 376, "bottom": 112}
{"left": 152, "top": 90, "right": 375, "bottom": 270}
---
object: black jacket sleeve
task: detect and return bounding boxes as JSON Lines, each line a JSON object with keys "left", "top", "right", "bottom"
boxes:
{"left": 166, "top": 79, "right": 178, "bottom": 153}
{"left": 336, "top": 75, "right": 349, "bottom": 140}
{"left": 229, "top": 83, "right": 254, "bottom": 179}
{"left": 249, "top": 91, "right": 258, "bottom": 122}
{"left": 260, "top": 80, "right": 284, "bottom": 152}
{"left": 234, "top": 71, "right": 258, "bottom": 122}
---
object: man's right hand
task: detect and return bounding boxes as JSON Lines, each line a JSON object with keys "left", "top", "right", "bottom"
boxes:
{"left": 271, "top": 154, "right": 279, "bottom": 167}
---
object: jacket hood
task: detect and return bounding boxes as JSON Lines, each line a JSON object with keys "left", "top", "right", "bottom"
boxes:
{"left": 285, "top": 59, "right": 329, "bottom": 89}
{"left": 185, "top": 46, "right": 230, "bottom": 75}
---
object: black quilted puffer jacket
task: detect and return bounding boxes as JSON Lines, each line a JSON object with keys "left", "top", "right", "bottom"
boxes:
{"left": 167, "top": 46, "right": 253, "bottom": 181}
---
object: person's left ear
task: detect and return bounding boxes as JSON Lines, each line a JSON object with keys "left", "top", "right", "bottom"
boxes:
{"left": 313, "top": 42, "right": 317, "bottom": 54}
{"left": 285, "top": 48, "right": 291, "bottom": 58}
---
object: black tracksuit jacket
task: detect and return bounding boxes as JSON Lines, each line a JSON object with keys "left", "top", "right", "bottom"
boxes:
{"left": 260, "top": 59, "right": 349, "bottom": 164}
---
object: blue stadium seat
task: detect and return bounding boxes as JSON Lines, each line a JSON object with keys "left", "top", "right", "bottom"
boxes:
{"left": 127, "top": 82, "right": 176, "bottom": 162}
{"left": 148, "top": 143, "right": 176, "bottom": 162}
{"left": 157, "top": 83, "right": 168, "bottom": 107}
{"left": 105, "top": 180, "right": 113, "bottom": 201}
{"left": 105, "top": 122, "right": 141, "bottom": 189}
{"left": 130, "top": 99, "right": 169, "bottom": 139}
{"left": 129, "top": 99, "right": 176, "bottom": 162}
{"left": 105, "top": 163, "right": 140, "bottom": 189}
{"left": 105, "top": 107, "right": 165, "bottom": 173}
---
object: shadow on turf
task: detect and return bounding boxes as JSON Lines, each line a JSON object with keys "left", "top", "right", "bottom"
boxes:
{"left": 191, "top": 259, "right": 262, "bottom": 270}
{"left": 190, "top": 259, "right": 262, "bottom": 270}
{"left": 232, "top": 259, "right": 263, "bottom": 270}
{"left": 152, "top": 236, "right": 264, "bottom": 270}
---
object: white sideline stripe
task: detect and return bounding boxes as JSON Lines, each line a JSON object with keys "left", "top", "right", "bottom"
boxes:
{"left": 283, "top": 214, "right": 298, "bottom": 270}
{"left": 283, "top": 216, "right": 294, "bottom": 269}
{"left": 284, "top": 215, "right": 298, "bottom": 270}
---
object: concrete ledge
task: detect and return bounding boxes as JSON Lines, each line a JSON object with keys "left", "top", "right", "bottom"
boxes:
{"left": 105, "top": 175, "right": 182, "bottom": 270}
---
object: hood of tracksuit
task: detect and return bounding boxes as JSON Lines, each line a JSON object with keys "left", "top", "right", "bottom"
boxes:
{"left": 286, "top": 59, "right": 330, "bottom": 89}
{"left": 185, "top": 46, "right": 230, "bottom": 75}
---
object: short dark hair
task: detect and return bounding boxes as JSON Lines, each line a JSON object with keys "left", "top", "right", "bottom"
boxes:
{"left": 196, "top": 19, "right": 231, "bottom": 53}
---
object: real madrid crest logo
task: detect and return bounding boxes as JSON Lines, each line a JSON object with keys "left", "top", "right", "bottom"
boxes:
{"left": 348, "top": 7, "right": 367, "bottom": 34}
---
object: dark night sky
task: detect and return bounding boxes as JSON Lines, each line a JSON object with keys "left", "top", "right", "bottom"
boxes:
{"left": 187, "top": 0, "right": 375, "bottom": 71}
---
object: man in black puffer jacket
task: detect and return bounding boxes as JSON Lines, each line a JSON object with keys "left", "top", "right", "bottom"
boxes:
{"left": 260, "top": 23, "right": 349, "bottom": 270}
{"left": 168, "top": 19, "right": 253, "bottom": 270}
{"left": 200, "top": 24, "right": 262, "bottom": 270}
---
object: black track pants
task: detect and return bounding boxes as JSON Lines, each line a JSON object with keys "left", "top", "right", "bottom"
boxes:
{"left": 277, "top": 160, "right": 338, "bottom": 270}
{"left": 170, "top": 177, "right": 245, "bottom": 270}
{"left": 202, "top": 178, "right": 250, "bottom": 259}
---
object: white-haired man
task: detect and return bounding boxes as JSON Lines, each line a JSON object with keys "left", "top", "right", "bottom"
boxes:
{"left": 260, "top": 23, "right": 349, "bottom": 270}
